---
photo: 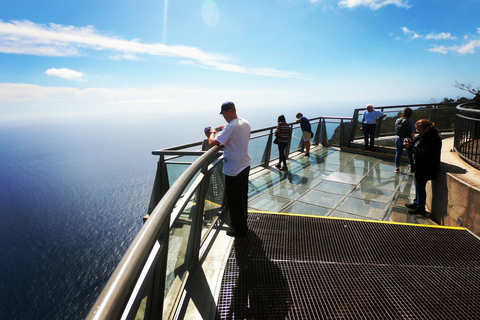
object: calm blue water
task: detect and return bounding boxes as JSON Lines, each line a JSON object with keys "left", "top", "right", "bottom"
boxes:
{"left": 0, "top": 117, "right": 176, "bottom": 319}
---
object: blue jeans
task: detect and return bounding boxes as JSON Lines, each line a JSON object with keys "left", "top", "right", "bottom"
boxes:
{"left": 413, "top": 175, "right": 427, "bottom": 212}
{"left": 277, "top": 141, "right": 287, "bottom": 167}
{"left": 395, "top": 136, "right": 412, "bottom": 167}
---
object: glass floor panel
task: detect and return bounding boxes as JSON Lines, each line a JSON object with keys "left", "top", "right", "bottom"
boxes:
{"left": 248, "top": 146, "right": 435, "bottom": 225}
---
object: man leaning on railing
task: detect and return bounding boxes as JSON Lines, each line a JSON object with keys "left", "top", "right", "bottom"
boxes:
{"left": 208, "top": 101, "right": 252, "bottom": 238}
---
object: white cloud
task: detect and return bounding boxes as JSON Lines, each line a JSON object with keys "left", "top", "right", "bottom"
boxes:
{"left": 402, "top": 27, "right": 459, "bottom": 42}
{"left": 400, "top": 26, "right": 480, "bottom": 55}
{"left": 0, "top": 20, "right": 304, "bottom": 78}
{"left": 339, "top": 0, "right": 410, "bottom": 10}
{"left": 401, "top": 26, "right": 421, "bottom": 40}
{"left": 46, "top": 68, "right": 85, "bottom": 81}
{"left": 456, "top": 40, "right": 480, "bottom": 54}
{"left": 425, "top": 32, "right": 456, "bottom": 40}
{"left": 428, "top": 40, "right": 480, "bottom": 55}
{"left": 113, "top": 98, "right": 173, "bottom": 105}
{"left": 428, "top": 45, "right": 449, "bottom": 54}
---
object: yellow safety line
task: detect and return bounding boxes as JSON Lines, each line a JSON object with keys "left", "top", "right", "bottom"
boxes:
{"left": 205, "top": 199, "right": 221, "bottom": 207}
{"left": 248, "top": 209, "right": 466, "bottom": 230}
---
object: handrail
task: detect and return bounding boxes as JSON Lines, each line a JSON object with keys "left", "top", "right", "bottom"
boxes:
{"left": 85, "top": 145, "right": 224, "bottom": 320}
{"left": 349, "top": 103, "right": 458, "bottom": 144}
{"left": 457, "top": 101, "right": 480, "bottom": 114}
{"left": 454, "top": 101, "right": 480, "bottom": 170}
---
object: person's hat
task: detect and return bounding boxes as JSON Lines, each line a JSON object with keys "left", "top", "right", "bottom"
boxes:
{"left": 219, "top": 101, "right": 235, "bottom": 114}
{"left": 204, "top": 126, "right": 211, "bottom": 133}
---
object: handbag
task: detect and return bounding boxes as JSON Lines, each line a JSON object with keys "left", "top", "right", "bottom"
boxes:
{"left": 273, "top": 137, "right": 278, "bottom": 144}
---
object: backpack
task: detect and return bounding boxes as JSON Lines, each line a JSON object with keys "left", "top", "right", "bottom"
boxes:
{"left": 395, "top": 118, "right": 410, "bottom": 137}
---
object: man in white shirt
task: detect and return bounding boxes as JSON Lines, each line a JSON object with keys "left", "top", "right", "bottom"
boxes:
{"left": 208, "top": 101, "right": 251, "bottom": 237}
{"left": 361, "top": 104, "right": 386, "bottom": 150}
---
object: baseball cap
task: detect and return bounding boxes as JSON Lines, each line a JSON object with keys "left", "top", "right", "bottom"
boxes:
{"left": 219, "top": 101, "right": 235, "bottom": 114}
{"left": 204, "top": 126, "right": 211, "bottom": 133}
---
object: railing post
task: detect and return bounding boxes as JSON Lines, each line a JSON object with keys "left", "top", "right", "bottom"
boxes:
{"left": 375, "top": 108, "right": 385, "bottom": 139}
{"left": 193, "top": 164, "right": 211, "bottom": 257}
{"left": 339, "top": 119, "right": 344, "bottom": 147}
{"left": 320, "top": 118, "right": 328, "bottom": 146}
{"left": 147, "top": 155, "right": 169, "bottom": 216}
{"left": 429, "top": 104, "right": 437, "bottom": 123}
{"left": 261, "top": 129, "right": 274, "bottom": 168}
{"left": 350, "top": 109, "right": 360, "bottom": 143}
{"left": 146, "top": 230, "right": 169, "bottom": 320}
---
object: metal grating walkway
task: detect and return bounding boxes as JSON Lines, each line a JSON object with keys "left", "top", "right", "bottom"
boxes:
{"left": 216, "top": 212, "right": 480, "bottom": 319}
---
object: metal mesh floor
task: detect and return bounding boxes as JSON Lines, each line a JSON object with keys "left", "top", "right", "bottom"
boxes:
{"left": 216, "top": 212, "right": 480, "bottom": 319}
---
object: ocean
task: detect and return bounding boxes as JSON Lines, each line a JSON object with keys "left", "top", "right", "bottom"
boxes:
{"left": 0, "top": 116, "right": 179, "bottom": 320}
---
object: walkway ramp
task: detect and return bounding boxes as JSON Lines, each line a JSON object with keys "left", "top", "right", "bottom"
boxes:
{"left": 216, "top": 212, "right": 480, "bottom": 319}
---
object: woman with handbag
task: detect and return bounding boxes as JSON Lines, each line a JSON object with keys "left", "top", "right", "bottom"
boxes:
{"left": 274, "top": 115, "right": 291, "bottom": 170}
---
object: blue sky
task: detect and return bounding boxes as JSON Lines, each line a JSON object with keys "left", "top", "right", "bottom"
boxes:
{"left": 1, "top": 0, "right": 479, "bottom": 124}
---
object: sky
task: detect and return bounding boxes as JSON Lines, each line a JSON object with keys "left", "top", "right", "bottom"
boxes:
{"left": 0, "top": 0, "right": 479, "bottom": 126}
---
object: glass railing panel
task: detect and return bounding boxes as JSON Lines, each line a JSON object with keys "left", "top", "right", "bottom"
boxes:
{"left": 432, "top": 106, "right": 457, "bottom": 131}
{"left": 311, "top": 121, "right": 319, "bottom": 139}
{"left": 410, "top": 105, "right": 434, "bottom": 122}
{"left": 324, "top": 120, "right": 346, "bottom": 146}
{"left": 166, "top": 163, "right": 200, "bottom": 195}
{"left": 378, "top": 110, "right": 401, "bottom": 137}
{"left": 163, "top": 187, "right": 200, "bottom": 318}
{"left": 249, "top": 134, "right": 269, "bottom": 167}
{"left": 132, "top": 281, "right": 151, "bottom": 320}
{"left": 202, "top": 162, "right": 224, "bottom": 239}
{"left": 289, "top": 127, "right": 303, "bottom": 153}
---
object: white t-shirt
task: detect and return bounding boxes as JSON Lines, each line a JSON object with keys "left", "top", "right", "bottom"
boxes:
{"left": 216, "top": 118, "right": 252, "bottom": 176}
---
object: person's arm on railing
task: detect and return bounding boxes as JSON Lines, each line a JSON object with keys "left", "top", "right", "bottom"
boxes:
{"left": 208, "top": 127, "right": 220, "bottom": 147}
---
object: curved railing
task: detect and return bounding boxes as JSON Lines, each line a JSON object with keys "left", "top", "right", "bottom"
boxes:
{"left": 85, "top": 116, "right": 351, "bottom": 320}
{"left": 454, "top": 101, "right": 480, "bottom": 170}
{"left": 86, "top": 146, "right": 224, "bottom": 320}
{"left": 84, "top": 102, "right": 466, "bottom": 320}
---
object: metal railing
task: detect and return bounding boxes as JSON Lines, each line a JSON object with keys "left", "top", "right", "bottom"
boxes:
{"left": 350, "top": 103, "right": 458, "bottom": 145}
{"left": 85, "top": 116, "right": 353, "bottom": 320}
{"left": 85, "top": 102, "right": 465, "bottom": 320}
{"left": 454, "top": 101, "right": 480, "bottom": 170}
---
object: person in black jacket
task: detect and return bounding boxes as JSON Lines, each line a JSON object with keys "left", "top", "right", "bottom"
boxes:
{"left": 403, "top": 119, "right": 442, "bottom": 215}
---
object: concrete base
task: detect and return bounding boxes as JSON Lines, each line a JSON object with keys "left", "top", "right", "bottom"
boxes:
{"left": 428, "top": 137, "right": 480, "bottom": 236}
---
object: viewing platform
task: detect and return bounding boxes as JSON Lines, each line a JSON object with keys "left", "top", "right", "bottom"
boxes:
{"left": 179, "top": 145, "right": 480, "bottom": 319}
{"left": 86, "top": 102, "right": 480, "bottom": 320}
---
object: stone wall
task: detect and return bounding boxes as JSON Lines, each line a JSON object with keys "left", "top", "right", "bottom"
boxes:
{"left": 427, "top": 138, "right": 480, "bottom": 237}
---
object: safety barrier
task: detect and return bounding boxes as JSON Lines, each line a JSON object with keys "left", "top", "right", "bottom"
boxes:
{"left": 85, "top": 101, "right": 468, "bottom": 320}
{"left": 455, "top": 101, "right": 480, "bottom": 170}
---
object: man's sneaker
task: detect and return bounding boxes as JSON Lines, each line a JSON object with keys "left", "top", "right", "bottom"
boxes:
{"left": 408, "top": 208, "right": 426, "bottom": 215}
{"left": 226, "top": 228, "right": 247, "bottom": 238}
{"left": 405, "top": 203, "right": 417, "bottom": 209}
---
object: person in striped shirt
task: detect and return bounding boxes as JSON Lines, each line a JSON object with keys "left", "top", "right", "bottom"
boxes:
{"left": 275, "top": 114, "right": 292, "bottom": 170}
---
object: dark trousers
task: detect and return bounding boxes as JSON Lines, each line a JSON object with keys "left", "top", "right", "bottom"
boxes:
{"left": 363, "top": 123, "right": 377, "bottom": 149}
{"left": 225, "top": 166, "right": 250, "bottom": 234}
{"left": 277, "top": 141, "right": 287, "bottom": 167}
